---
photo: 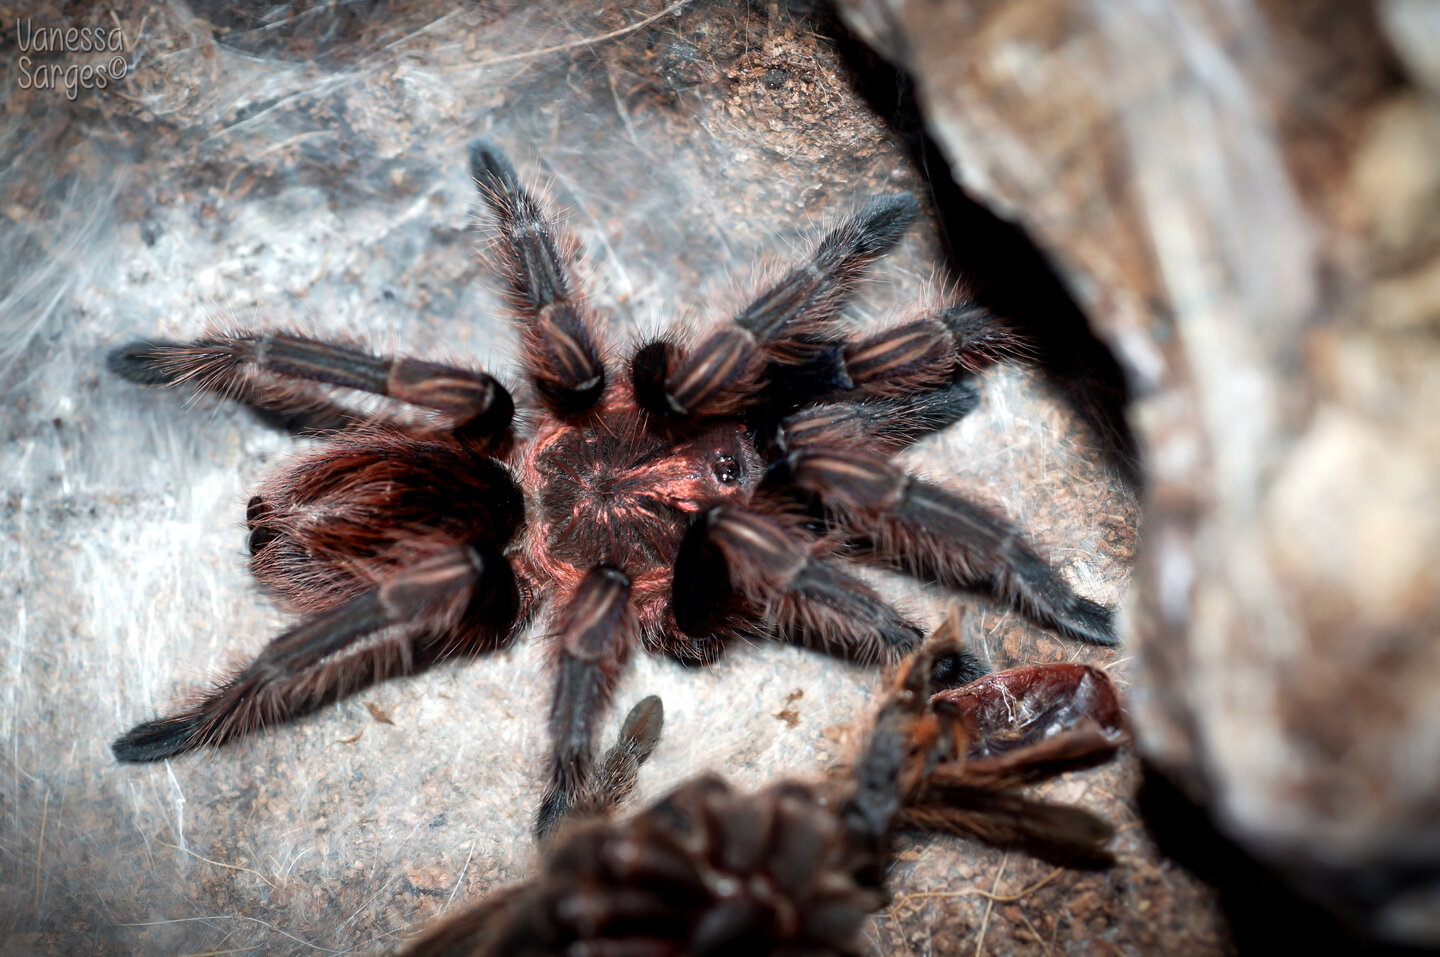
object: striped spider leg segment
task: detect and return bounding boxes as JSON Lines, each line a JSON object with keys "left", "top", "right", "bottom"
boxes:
{"left": 108, "top": 332, "right": 513, "bottom": 440}
{"left": 632, "top": 194, "right": 920, "bottom": 422}
{"left": 113, "top": 545, "right": 521, "bottom": 762}
{"left": 470, "top": 140, "right": 608, "bottom": 415}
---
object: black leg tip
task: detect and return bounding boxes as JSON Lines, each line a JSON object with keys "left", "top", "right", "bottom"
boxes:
{"left": 930, "top": 649, "right": 990, "bottom": 692}
{"left": 1058, "top": 598, "right": 1119, "bottom": 647}
{"left": 468, "top": 138, "right": 520, "bottom": 197}
{"left": 926, "top": 379, "right": 983, "bottom": 424}
{"left": 617, "top": 695, "right": 664, "bottom": 764}
{"left": 854, "top": 192, "right": 920, "bottom": 252}
{"left": 939, "top": 301, "right": 999, "bottom": 341}
{"left": 884, "top": 621, "right": 926, "bottom": 662}
{"left": 533, "top": 790, "right": 569, "bottom": 843}
{"left": 107, "top": 339, "right": 182, "bottom": 385}
{"left": 112, "top": 715, "right": 205, "bottom": 763}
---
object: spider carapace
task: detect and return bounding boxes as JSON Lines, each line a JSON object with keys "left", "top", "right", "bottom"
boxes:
{"left": 109, "top": 140, "right": 1116, "bottom": 837}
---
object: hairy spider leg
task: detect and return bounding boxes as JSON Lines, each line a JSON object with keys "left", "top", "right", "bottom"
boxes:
{"left": 836, "top": 300, "right": 1023, "bottom": 399}
{"left": 112, "top": 545, "right": 520, "bottom": 762}
{"left": 108, "top": 333, "right": 514, "bottom": 441}
{"left": 783, "top": 448, "right": 1117, "bottom": 646}
{"left": 759, "top": 297, "right": 1020, "bottom": 454}
{"left": 109, "top": 338, "right": 364, "bottom": 434}
{"left": 774, "top": 384, "right": 982, "bottom": 457}
{"left": 673, "top": 505, "right": 958, "bottom": 670}
{"left": 470, "top": 139, "right": 608, "bottom": 415}
{"left": 570, "top": 694, "right": 664, "bottom": 820}
{"left": 536, "top": 567, "right": 636, "bottom": 840}
{"left": 631, "top": 193, "right": 919, "bottom": 422}
{"left": 748, "top": 300, "right": 1112, "bottom": 644}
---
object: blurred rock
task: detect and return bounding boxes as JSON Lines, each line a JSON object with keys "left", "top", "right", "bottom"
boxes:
{"left": 838, "top": 0, "right": 1440, "bottom": 945}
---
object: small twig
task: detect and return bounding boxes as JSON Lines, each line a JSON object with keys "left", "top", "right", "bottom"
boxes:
{"left": 974, "top": 853, "right": 1008, "bottom": 957}
{"left": 445, "top": 840, "right": 477, "bottom": 909}
{"left": 161, "top": 840, "right": 276, "bottom": 889}
{"left": 34, "top": 788, "right": 49, "bottom": 909}
{"left": 468, "top": 0, "right": 692, "bottom": 70}
{"left": 892, "top": 864, "right": 1066, "bottom": 907}
{"left": 222, "top": 131, "right": 331, "bottom": 197}
{"left": 1018, "top": 907, "right": 1053, "bottom": 956}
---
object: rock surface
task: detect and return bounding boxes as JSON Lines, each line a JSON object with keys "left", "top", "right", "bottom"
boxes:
{"left": 838, "top": 0, "right": 1440, "bottom": 945}
{"left": 2, "top": 2, "right": 1220, "bottom": 954}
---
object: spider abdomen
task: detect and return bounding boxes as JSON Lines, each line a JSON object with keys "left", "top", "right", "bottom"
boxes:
{"left": 248, "top": 431, "right": 524, "bottom": 612}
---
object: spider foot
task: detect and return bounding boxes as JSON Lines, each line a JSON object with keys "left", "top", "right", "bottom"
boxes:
{"left": 785, "top": 448, "right": 1118, "bottom": 648}
{"left": 467, "top": 138, "right": 522, "bottom": 196}
{"left": 929, "top": 648, "right": 991, "bottom": 692}
{"left": 112, "top": 713, "right": 206, "bottom": 763}
{"left": 107, "top": 339, "right": 186, "bottom": 385}
{"left": 1046, "top": 593, "right": 1117, "bottom": 647}
{"left": 109, "top": 332, "right": 513, "bottom": 439}
{"left": 536, "top": 694, "right": 665, "bottom": 841}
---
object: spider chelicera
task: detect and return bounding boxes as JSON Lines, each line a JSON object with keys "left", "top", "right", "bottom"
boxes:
{"left": 109, "top": 140, "right": 1115, "bottom": 837}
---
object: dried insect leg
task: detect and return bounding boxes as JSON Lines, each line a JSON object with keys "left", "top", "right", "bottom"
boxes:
{"left": 786, "top": 448, "right": 1116, "bottom": 645}
{"left": 898, "top": 655, "right": 1128, "bottom": 860}
{"left": 632, "top": 194, "right": 918, "bottom": 421}
{"left": 902, "top": 786, "right": 1117, "bottom": 859}
{"left": 469, "top": 140, "right": 607, "bottom": 414}
{"left": 112, "top": 545, "right": 520, "bottom": 762}
{"left": 109, "top": 333, "right": 513, "bottom": 441}
{"left": 536, "top": 566, "right": 636, "bottom": 840}
{"left": 841, "top": 627, "right": 952, "bottom": 850}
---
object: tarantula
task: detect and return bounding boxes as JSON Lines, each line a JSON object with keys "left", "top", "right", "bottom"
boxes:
{"left": 110, "top": 140, "right": 1115, "bottom": 837}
